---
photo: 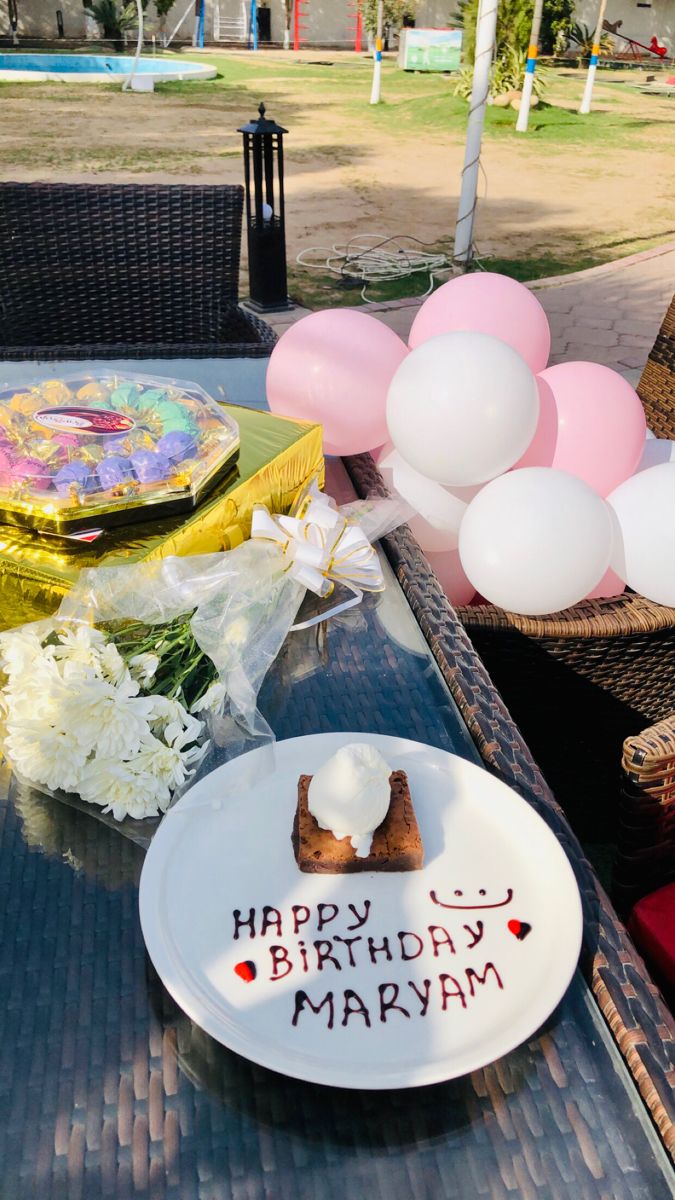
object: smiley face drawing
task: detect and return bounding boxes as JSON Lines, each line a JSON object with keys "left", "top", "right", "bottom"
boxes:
{"left": 429, "top": 887, "right": 514, "bottom": 911}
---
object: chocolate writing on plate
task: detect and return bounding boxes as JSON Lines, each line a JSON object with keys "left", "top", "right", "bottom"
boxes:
{"left": 231, "top": 889, "right": 531, "bottom": 1030}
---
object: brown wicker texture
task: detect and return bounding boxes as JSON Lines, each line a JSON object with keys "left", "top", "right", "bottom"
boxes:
{"left": 346, "top": 449, "right": 675, "bottom": 1164}
{"left": 614, "top": 712, "right": 675, "bottom": 915}
{"left": 453, "top": 293, "right": 675, "bottom": 844}
{"left": 0, "top": 182, "right": 277, "bottom": 359}
{"left": 637, "top": 291, "right": 675, "bottom": 437}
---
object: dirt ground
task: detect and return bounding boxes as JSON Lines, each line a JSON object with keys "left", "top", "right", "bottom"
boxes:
{"left": 1, "top": 51, "right": 673, "bottom": 297}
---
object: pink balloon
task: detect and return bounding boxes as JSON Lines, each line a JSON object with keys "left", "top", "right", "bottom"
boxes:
{"left": 266, "top": 310, "right": 408, "bottom": 456}
{"left": 513, "top": 376, "right": 558, "bottom": 469}
{"left": 586, "top": 567, "right": 626, "bottom": 600}
{"left": 530, "top": 363, "right": 646, "bottom": 496}
{"left": 408, "top": 272, "right": 551, "bottom": 374}
{"left": 426, "top": 549, "right": 476, "bottom": 605}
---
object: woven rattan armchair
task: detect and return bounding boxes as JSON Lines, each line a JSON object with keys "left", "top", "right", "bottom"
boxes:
{"left": 453, "top": 293, "right": 675, "bottom": 846}
{"left": 0, "top": 182, "right": 276, "bottom": 360}
{"left": 614, "top": 713, "right": 675, "bottom": 915}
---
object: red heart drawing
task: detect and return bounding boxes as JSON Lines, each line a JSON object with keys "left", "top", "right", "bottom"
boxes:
{"left": 234, "top": 960, "right": 257, "bottom": 982}
{"left": 508, "top": 920, "right": 532, "bottom": 941}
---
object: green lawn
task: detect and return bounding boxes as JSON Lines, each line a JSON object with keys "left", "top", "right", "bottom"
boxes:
{"left": 2, "top": 50, "right": 673, "bottom": 307}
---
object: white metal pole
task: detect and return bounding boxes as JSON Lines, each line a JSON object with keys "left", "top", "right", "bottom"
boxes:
{"left": 453, "top": 0, "right": 499, "bottom": 266}
{"left": 122, "top": 0, "right": 144, "bottom": 91}
{"left": 369, "top": 0, "right": 384, "bottom": 105}
{"left": 579, "top": 0, "right": 608, "bottom": 113}
{"left": 516, "top": 0, "right": 543, "bottom": 133}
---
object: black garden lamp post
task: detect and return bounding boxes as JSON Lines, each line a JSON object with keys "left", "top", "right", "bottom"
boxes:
{"left": 238, "top": 103, "right": 293, "bottom": 312}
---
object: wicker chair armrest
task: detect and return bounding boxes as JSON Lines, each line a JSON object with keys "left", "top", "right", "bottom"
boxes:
{"left": 346, "top": 449, "right": 675, "bottom": 1162}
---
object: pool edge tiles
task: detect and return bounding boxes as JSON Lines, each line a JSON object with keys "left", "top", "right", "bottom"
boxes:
{"left": 0, "top": 54, "right": 216, "bottom": 83}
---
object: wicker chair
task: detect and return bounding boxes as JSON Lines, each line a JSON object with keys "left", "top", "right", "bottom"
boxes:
{"left": 0, "top": 182, "right": 276, "bottom": 360}
{"left": 453, "top": 293, "right": 675, "bottom": 846}
{"left": 614, "top": 713, "right": 675, "bottom": 916}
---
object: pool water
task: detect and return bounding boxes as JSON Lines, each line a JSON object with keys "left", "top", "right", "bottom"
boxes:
{"left": 0, "top": 53, "right": 216, "bottom": 81}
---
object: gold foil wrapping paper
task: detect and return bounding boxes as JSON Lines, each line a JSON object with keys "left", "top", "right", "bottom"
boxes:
{"left": 0, "top": 405, "right": 324, "bottom": 631}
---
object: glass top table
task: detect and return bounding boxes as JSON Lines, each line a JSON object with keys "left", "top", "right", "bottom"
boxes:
{"left": 0, "top": 357, "right": 673, "bottom": 1199}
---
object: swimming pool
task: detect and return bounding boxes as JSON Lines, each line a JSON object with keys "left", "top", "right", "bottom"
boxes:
{"left": 0, "top": 53, "right": 216, "bottom": 84}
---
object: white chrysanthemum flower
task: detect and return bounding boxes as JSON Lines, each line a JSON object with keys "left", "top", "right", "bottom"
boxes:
{"left": 190, "top": 681, "right": 226, "bottom": 717}
{"left": 147, "top": 695, "right": 203, "bottom": 745}
{"left": 129, "top": 652, "right": 160, "bottom": 687}
{"left": 147, "top": 694, "right": 190, "bottom": 730}
{"left": 0, "top": 628, "right": 49, "bottom": 678}
{"left": 132, "top": 729, "right": 205, "bottom": 793}
{"left": 99, "top": 643, "right": 131, "bottom": 688}
{"left": 60, "top": 674, "right": 154, "bottom": 759}
{"left": 51, "top": 624, "right": 107, "bottom": 669}
{"left": 4, "top": 656, "right": 74, "bottom": 723}
{"left": 227, "top": 617, "right": 250, "bottom": 648}
{"left": 78, "top": 758, "right": 167, "bottom": 821}
{"left": 5, "top": 721, "right": 89, "bottom": 793}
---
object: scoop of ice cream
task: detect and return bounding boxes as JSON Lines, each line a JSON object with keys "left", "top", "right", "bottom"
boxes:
{"left": 308, "top": 743, "right": 392, "bottom": 858}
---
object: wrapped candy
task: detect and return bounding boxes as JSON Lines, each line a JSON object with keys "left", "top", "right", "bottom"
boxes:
{"left": 54, "top": 461, "right": 94, "bottom": 497}
{"left": 0, "top": 370, "right": 239, "bottom": 533}
{"left": 130, "top": 450, "right": 172, "bottom": 484}
{"left": 11, "top": 456, "right": 51, "bottom": 485}
{"left": 97, "top": 455, "right": 133, "bottom": 490}
{"left": 156, "top": 431, "right": 198, "bottom": 462}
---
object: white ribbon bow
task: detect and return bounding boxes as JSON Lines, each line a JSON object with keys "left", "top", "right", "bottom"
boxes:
{"left": 250, "top": 484, "right": 384, "bottom": 627}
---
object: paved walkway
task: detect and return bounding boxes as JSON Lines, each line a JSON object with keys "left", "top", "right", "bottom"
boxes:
{"left": 267, "top": 242, "right": 675, "bottom": 384}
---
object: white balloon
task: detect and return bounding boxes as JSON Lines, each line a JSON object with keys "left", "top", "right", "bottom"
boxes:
{"left": 458, "top": 468, "right": 613, "bottom": 616}
{"left": 377, "top": 444, "right": 480, "bottom": 551}
{"left": 386, "top": 331, "right": 539, "bottom": 486}
{"left": 607, "top": 463, "right": 675, "bottom": 606}
{"left": 636, "top": 437, "right": 675, "bottom": 472}
{"left": 379, "top": 444, "right": 478, "bottom": 549}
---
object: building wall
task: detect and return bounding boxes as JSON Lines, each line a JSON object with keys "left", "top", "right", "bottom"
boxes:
{"left": 574, "top": 0, "right": 673, "bottom": 54}
{"left": 2, "top": 0, "right": 672, "bottom": 52}
{"left": 0, "top": 0, "right": 165, "bottom": 39}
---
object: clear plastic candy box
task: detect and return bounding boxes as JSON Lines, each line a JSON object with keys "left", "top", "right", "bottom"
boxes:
{"left": 0, "top": 372, "right": 240, "bottom": 534}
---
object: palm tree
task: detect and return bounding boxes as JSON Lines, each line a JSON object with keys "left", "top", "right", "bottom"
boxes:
{"left": 83, "top": 0, "right": 147, "bottom": 48}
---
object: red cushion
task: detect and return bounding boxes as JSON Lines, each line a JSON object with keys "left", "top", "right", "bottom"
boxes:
{"left": 628, "top": 882, "right": 675, "bottom": 989}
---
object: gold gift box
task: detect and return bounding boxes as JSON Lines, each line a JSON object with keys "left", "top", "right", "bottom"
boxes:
{"left": 0, "top": 404, "right": 324, "bottom": 631}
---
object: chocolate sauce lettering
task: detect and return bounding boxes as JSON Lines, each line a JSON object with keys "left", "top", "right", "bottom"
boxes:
{"left": 342, "top": 989, "right": 371, "bottom": 1027}
{"left": 408, "top": 979, "right": 432, "bottom": 1016}
{"left": 398, "top": 931, "right": 424, "bottom": 960}
{"left": 292, "top": 904, "right": 311, "bottom": 935}
{"left": 463, "top": 921, "right": 484, "bottom": 949}
{"left": 292, "top": 990, "right": 334, "bottom": 1029}
{"left": 317, "top": 903, "right": 339, "bottom": 932}
{"left": 233, "top": 908, "right": 256, "bottom": 940}
{"left": 346, "top": 901, "right": 371, "bottom": 931}
{"left": 440, "top": 974, "right": 467, "bottom": 1010}
{"left": 378, "top": 983, "right": 410, "bottom": 1023}
{"left": 261, "top": 906, "right": 283, "bottom": 937}
{"left": 314, "top": 940, "right": 342, "bottom": 971}
{"left": 430, "top": 888, "right": 513, "bottom": 911}
{"left": 269, "top": 945, "right": 293, "bottom": 981}
{"left": 367, "top": 936, "right": 392, "bottom": 964}
{"left": 466, "top": 962, "right": 504, "bottom": 996}
{"left": 334, "top": 935, "right": 363, "bottom": 966}
{"left": 297, "top": 940, "right": 310, "bottom": 973}
{"left": 429, "top": 926, "right": 456, "bottom": 957}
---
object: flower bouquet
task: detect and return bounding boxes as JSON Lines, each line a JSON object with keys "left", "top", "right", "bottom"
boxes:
{"left": 0, "top": 482, "right": 407, "bottom": 834}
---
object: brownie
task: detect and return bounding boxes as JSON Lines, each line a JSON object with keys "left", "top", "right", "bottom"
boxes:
{"left": 292, "top": 770, "right": 424, "bottom": 873}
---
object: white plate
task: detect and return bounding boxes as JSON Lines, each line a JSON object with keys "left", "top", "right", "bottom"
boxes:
{"left": 139, "top": 732, "right": 582, "bottom": 1089}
